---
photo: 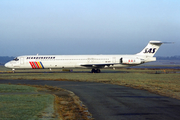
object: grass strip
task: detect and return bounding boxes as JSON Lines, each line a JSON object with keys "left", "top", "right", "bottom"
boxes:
{"left": 28, "top": 84, "right": 93, "bottom": 120}
{"left": 0, "top": 84, "right": 93, "bottom": 120}
{"left": 0, "top": 84, "right": 37, "bottom": 93}
{"left": 0, "top": 84, "right": 54, "bottom": 120}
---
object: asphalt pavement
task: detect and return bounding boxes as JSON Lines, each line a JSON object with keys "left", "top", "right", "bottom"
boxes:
{"left": 0, "top": 80, "right": 180, "bottom": 120}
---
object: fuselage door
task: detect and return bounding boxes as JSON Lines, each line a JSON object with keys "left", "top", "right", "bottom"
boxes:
{"left": 20, "top": 57, "right": 24, "bottom": 64}
{"left": 112, "top": 57, "right": 116, "bottom": 63}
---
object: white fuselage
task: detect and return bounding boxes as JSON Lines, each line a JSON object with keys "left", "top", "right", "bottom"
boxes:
{"left": 4, "top": 54, "right": 156, "bottom": 69}
{"left": 5, "top": 41, "right": 163, "bottom": 71}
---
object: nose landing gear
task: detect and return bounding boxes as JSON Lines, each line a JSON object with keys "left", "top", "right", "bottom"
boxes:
{"left": 12, "top": 69, "right": 15, "bottom": 73}
{"left": 91, "top": 69, "right": 101, "bottom": 73}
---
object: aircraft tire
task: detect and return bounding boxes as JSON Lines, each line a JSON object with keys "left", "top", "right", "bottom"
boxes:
{"left": 97, "top": 69, "right": 101, "bottom": 73}
{"left": 91, "top": 69, "right": 101, "bottom": 73}
{"left": 91, "top": 69, "right": 96, "bottom": 73}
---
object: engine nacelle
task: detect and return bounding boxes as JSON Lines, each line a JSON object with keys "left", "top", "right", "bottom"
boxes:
{"left": 120, "top": 58, "right": 142, "bottom": 65}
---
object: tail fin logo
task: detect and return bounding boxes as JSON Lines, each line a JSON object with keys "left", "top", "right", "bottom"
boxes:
{"left": 143, "top": 48, "right": 156, "bottom": 53}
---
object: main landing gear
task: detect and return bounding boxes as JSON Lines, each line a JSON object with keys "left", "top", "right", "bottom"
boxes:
{"left": 91, "top": 68, "right": 101, "bottom": 73}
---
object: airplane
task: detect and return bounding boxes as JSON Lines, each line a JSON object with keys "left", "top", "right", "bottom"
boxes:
{"left": 5, "top": 41, "right": 164, "bottom": 73}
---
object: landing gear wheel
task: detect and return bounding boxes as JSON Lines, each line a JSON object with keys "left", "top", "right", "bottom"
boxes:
{"left": 96, "top": 69, "right": 101, "bottom": 73}
{"left": 12, "top": 69, "right": 15, "bottom": 73}
{"left": 91, "top": 69, "right": 101, "bottom": 73}
{"left": 91, "top": 69, "right": 96, "bottom": 73}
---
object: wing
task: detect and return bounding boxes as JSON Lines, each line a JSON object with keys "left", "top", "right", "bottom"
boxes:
{"left": 80, "top": 63, "right": 117, "bottom": 68}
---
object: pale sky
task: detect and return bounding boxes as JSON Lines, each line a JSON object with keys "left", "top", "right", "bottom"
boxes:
{"left": 0, "top": 0, "right": 180, "bottom": 57}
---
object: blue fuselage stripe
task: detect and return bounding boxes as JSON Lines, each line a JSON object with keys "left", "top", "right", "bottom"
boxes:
{"left": 40, "top": 62, "right": 44, "bottom": 69}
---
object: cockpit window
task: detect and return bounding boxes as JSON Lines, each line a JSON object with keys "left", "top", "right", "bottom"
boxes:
{"left": 13, "top": 57, "right": 19, "bottom": 61}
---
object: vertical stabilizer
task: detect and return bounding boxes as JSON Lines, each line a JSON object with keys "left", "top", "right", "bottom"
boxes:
{"left": 136, "top": 41, "right": 163, "bottom": 57}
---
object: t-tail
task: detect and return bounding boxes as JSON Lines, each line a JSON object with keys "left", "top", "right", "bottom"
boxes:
{"left": 136, "top": 41, "right": 163, "bottom": 57}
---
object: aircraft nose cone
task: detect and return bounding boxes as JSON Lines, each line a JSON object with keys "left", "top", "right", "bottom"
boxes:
{"left": 5, "top": 62, "right": 12, "bottom": 68}
{"left": 4, "top": 63, "right": 8, "bottom": 68}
